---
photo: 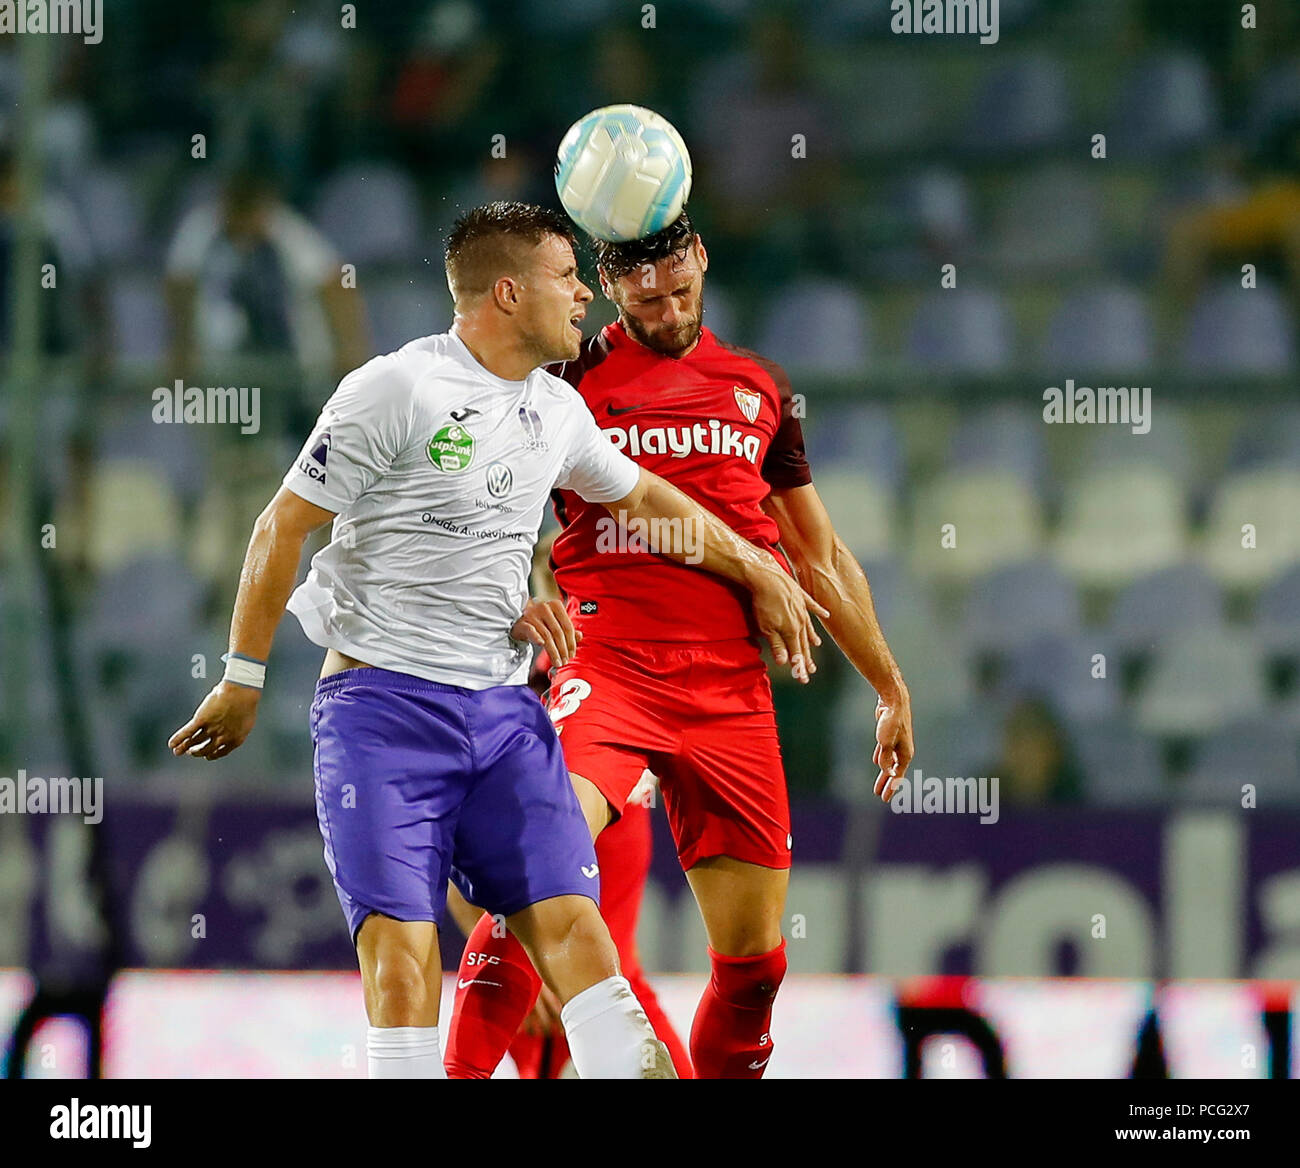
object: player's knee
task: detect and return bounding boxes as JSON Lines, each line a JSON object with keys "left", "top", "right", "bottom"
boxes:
{"left": 369, "top": 951, "right": 436, "bottom": 1024}
{"left": 710, "top": 942, "right": 787, "bottom": 1011}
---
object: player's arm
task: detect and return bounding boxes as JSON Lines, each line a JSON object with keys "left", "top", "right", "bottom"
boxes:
{"left": 607, "top": 467, "right": 828, "bottom": 680}
{"left": 168, "top": 486, "right": 337, "bottom": 760}
{"left": 763, "top": 483, "right": 914, "bottom": 800}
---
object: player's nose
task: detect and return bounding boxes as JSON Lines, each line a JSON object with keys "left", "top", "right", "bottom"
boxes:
{"left": 576, "top": 280, "right": 594, "bottom": 304}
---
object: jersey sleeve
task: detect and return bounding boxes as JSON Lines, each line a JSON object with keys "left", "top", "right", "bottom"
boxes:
{"left": 555, "top": 397, "right": 641, "bottom": 504}
{"left": 761, "top": 365, "right": 813, "bottom": 490}
{"left": 282, "top": 358, "right": 412, "bottom": 512}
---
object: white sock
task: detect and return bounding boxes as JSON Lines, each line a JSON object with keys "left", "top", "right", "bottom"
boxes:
{"left": 366, "top": 1026, "right": 446, "bottom": 1079}
{"left": 560, "top": 975, "right": 661, "bottom": 1079}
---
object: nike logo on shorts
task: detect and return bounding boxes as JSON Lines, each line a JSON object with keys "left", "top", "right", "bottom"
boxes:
{"left": 582, "top": 863, "right": 600, "bottom": 878}
{"left": 749, "top": 1056, "right": 771, "bottom": 1070}
{"left": 458, "top": 978, "right": 502, "bottom": 990}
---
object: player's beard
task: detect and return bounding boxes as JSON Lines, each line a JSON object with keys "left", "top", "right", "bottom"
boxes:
{"left": 621, "top": 304, "right": 703, "bottom": 357}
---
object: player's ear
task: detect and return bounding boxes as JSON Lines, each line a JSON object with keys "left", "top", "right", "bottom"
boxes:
{"left": 493, "top": 274, "right": 521, "bottom": 314}
{"left": 694, "top": 236, "right": 708, "bottom": 274}
{"left": 597, "top": 266, "right": 615, "bottom": 301}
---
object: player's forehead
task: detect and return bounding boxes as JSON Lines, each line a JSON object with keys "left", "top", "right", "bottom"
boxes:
{"left": 531, "top": 232, "right": 579, "bottom": 275}
{"left": 616, "top": 246, "right": 700, "bottom": 299}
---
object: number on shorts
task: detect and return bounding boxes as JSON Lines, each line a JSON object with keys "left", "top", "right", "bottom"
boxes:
{"left": 548, "top": 678, "right": 591, "bottom": 722}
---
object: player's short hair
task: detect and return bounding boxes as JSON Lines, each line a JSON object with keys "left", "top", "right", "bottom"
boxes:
{"left": 591, "top": 209, "right": 697, "bottom": 283}
{"left": 445, "top": 201, "right": 577, "bottom": 303}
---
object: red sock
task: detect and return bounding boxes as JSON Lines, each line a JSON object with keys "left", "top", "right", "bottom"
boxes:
{"left": 444, "top": 912, "right": 541, "bottom": 1079}
{"left": 689, "top": 941, "right": 787, "bottom": 1079}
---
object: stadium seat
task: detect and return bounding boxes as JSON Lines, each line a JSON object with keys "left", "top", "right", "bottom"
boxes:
{"left": 1181, "top": 719, "right": 1300, "bottom": 807}
{"left": 1107, "top": 563, "right": 1223, "bottom": 658}
{"left": 1055, "top": 467, "right": 1189, "bottom": 588}
{"left": 1200, "top": 467, "right": 1300, "bottom": 588}
{"left": 963, "top": 53, "right": 1073, "bottom": 155}
{"left": 1180, "top": 280, "right": 1296, "bottom": 375}
{"left": 1109, "top": 52, "right": 1220, "bottom": 156}
{"left": 812, "top": 470, "right": 894, "bottom": 562}
{"left": 875, "top": 606, "right": 975, "bottom": 717}
{"left": 364, "top": 276, "right": 454, "bottom": 355}
{"left": 1256, "top": 563, "right": 1300, "bottom": 654}
{"left": 96, "top": 412, "right": 210, "bottom": 506}
{"left": 1000, "top": 632, "right": 1119, "bottom": 722}
{"left": 987, "top": 165, "right": 1103, "bottom": 277}
{"left": 948, "top": 404, "right": 1047, "bottom": 490}
{"left": 910, "top": 468, "right": 1043, "bottom": 579}
{"left": 1071, "top": 718, "right": 1169, "bottom": 805}
{"left": 753, "top": 278, "right": 871, "bottom": 375}
{"left": 1226, "top": 405, "right": 1300, "bottom": 470}
{"left": 313, "top": 163, "right": 422, "bottom": 266}
{"left": 79, "top": 460, "right": 184, "bottom": 571}
{"left": 1039, "top": 284, "right": 1154, "bottom": 371}
{"left": 892, "top": 166, "right": 975, "bottom": 252}
{"left": 1081, "top": 402, "right": 1193, "bottom": 485}
{"left": 803, "top": 403, "right": 902, "bottom": 490}
{"left": 86, "top": 552, "right": 205, "bottom": 655}
{"left": 1135, "top": 627, "right": 1266, "bottom": 737}
{"left": 908, "top": 709, "right": 1000, "bottom": 782}
{"left": 856, "top": 557, "right": 904, "bottom": 627}
{"left": 906, "top": 287, "right": 1014, "bottom": 373}
{"left": 962, "top": 560, "right": 1082, "bottom": 653}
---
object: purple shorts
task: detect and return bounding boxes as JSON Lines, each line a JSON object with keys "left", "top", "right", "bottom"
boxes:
{"left": 310, "top": 667, "right": 599, "bottom": 942}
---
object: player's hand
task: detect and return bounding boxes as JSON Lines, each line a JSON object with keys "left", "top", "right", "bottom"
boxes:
{"left": 872, "top": 695, "right": 914, "bottom": 802}
{"left": 168, "top": 682, "right": 261, "bottom": 760}
{"left": 521, "top": 983, "right": 565, "bottom": 1038}
{"left": 512, "top": 598, "right": 581, "bottom": 667}
{"left": 748, "top": 561, "right": 828, "bottom": 683}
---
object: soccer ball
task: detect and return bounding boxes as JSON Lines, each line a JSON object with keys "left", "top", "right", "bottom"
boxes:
{"left": 554, "top": 104, "right": 693, "bottom": 242}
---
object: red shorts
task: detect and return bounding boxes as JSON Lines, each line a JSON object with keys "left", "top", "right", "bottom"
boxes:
{"left": 546, "top": 637, "right": 792, "bottom": 871}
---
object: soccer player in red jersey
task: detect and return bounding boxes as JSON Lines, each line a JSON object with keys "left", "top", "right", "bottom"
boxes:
{"left": 445, "top": 210, "right": 914, "bottom": 1079}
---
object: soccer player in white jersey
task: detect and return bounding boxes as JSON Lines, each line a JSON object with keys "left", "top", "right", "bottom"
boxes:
{"left": 169, "top": 202, "right": 825, "bottom": 1079}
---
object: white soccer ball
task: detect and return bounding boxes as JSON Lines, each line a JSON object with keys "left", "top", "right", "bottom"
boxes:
{"left": 554, "top": 104, "right": 693, "bottom": 242}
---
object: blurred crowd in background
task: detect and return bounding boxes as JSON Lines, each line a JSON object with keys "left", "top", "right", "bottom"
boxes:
{"left": 2, "top": 0, "right": 1300, "bottom": 807}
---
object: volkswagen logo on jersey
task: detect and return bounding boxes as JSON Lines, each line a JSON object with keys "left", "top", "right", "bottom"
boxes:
{"left": 485, "top": 461, "right": 513, "bottom": 499}
{"left": 518, "top": 404, "right": 548, "bottom": 452}
{"left": 733, "top": 386, "right": 762, "bottom": 424}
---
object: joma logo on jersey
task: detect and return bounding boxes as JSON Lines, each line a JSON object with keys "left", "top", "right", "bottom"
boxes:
{"left": 604, "top": 420, "right": 761, "bottom": 464}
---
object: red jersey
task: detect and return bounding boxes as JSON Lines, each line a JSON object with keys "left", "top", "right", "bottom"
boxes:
{"left": 548, "top": 321, "right": 812, "bottom": 642}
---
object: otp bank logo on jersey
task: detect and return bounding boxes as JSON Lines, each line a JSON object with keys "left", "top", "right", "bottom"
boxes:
{"left": 427, "top": 423, "right": 475, "bottom": 472}
{"left": 604, "top": 419, "right": 761, "bottom": 463}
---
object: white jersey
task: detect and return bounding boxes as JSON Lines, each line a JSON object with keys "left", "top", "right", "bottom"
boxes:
{"left": 282, "top": 331, "right": 640, "bottom": 689}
